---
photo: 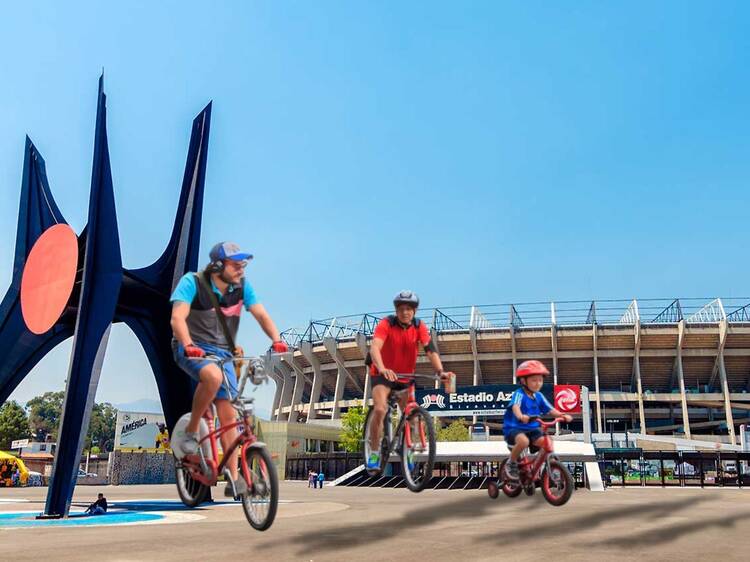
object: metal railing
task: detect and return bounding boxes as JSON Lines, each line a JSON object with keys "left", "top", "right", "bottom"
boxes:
{"left": 279, "top": 297, "right": 750, "bottom": 348}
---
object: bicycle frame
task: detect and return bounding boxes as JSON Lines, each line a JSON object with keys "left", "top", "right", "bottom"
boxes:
{"left": 515, "top": 418, "right": 564, "bottom": 485}
{"left": 378, "top": 373, "right": 442, "bottom": 456}
{"left": 181, "top": 355, "right": 266, "bottom": 487}
{"left": 381, "top": 384, "right": 425, "bottom": 456}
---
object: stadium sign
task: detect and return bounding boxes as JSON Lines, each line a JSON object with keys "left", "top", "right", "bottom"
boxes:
{"left": 554, "top": 385, "right": 582, "bottom": 414}
{"left": 416, "top": 384, "right": 553, "bottom": 417}
{"left": 114, "top": 411, "right": 171, "bottom": 451}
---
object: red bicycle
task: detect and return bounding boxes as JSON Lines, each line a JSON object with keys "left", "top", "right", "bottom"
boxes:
{"left": 487, "top": 416, "right": 574, "bottom": 506}
{"left": 362, "top": 373, "right": 446, "bottom": 492}
{"left": 172, "top": 355, "right": 279, "bottom": 531}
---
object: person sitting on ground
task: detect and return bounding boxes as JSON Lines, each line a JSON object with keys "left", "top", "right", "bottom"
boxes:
{"left": 84, "top": 493, "right": 108, "bottom": 516}
{"left": 503, "top": 360, "right": 572, "bottom": 481}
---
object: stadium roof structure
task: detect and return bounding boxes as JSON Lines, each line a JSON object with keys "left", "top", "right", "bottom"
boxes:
{"left": 280, "top": 297, "right": 750, "bottom": 348}
{"left": 270, "top": 298, "right": 750, "bottom": 443}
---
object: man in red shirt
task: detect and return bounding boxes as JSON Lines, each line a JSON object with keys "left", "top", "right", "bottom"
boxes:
{"left": 366, "top": 290, "right": 454, "bottom": 469}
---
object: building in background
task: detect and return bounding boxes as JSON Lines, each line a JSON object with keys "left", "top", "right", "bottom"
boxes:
{"left": 273, "top": 298, "right": 750, "bottom": 447}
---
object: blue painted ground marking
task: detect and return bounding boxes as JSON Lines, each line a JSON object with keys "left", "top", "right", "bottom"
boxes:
{"left": 0, "top": 511, "right": 163, "bottom": 528}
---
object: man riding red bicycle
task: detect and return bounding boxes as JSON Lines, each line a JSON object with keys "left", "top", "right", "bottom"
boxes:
{"left": 366, "top": 290, "right": 454, "bottom": 470}
{"left": 170, "top": 241, "right": 288, "bottom": 497}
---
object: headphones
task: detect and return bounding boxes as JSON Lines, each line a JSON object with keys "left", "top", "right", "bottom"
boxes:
{"left": 208, "top": 259, "right": 224, "bottom": 273}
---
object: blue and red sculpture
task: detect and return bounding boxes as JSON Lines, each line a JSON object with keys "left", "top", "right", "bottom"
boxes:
{"left": 0, "top": 76, "right": 212, "bottom": 517}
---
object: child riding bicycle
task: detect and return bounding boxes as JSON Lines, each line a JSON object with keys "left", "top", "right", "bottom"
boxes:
{"left": 170, "top": 241, "right": 287, "bottom": 497}
{"left": 503, "top": 360, "right": 572, "bottom": 481}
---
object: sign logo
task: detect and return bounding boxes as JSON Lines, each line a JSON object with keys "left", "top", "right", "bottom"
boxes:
{"left": 554, "top": 385, "right": 581, "bottom": 413}
{"left": 421, "top": 394, "right": 446, "bottom": 408}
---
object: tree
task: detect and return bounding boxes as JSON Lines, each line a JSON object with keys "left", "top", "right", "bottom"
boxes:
{"left": 86, "top": 402, "right": 117, "bottom": 452}
{"left": 0, "top": 401, "right": 31, "bottom": 450}
{"left": 27, "top": 391, "right": 64, "bottom": 441}
{"left": 437, "top": 418, "right": 470, "bottom": 442}
{"left": 340, "top": 406, "right": 366, "bottom": 452}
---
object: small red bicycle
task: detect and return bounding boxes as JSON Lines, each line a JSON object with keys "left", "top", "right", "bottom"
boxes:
{"left": 488, "top": 416, "right": 574, "bottom": 506}
{"left": 172, "top": 355, "right": 278, "bottom": 531}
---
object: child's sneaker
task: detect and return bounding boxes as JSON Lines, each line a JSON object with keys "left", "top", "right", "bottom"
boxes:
{"left": 504, "top": 460, "right": 519, "bottom": 480}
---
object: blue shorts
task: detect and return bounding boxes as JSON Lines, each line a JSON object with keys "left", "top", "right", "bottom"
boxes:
{"left": 504, "top": 428, "right": 544, "bottom": 446}
{"left": 172, "top": 341, "right": 238, "bottom": 401}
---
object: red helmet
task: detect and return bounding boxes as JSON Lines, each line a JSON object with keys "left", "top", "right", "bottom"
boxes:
{"left": 516, "top": 360, "right": 549, "bottom": 378}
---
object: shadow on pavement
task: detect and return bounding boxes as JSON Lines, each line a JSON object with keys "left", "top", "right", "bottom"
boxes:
{"left": 478, "top": 494, "right": 710, "bottom": 545}
{"left": 259, "top": 491, "right": 544, "bottom": 555}
{"left": 585, "top": 510, "right": 750, "bottom": 548}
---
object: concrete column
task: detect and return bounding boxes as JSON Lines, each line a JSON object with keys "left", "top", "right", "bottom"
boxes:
{"left": 551, "top": 302, "right": 558, "bottom": 386}
{"left": 581, "top": 386, "right": 592, "bottom": 443}
{"left": 717, "top": 320, "right": 736, "bottom": 444}
{"left": 633, "top": 321, "right": 646, "bottom": 434}
{"left": 301, "top": 342, "right": 323, "bottom": 423}
{"left": 282, "top": 353, "right": 310, "bottom": 424}
{"left": 676, "top": 321, "right": 691, "bottom": 439}
{"left": 431, "top": 328, "right": 440, "bottom": 390}
{"left": 510, "top": 324, "right": 518, "bottom": 385}
{"left": 274, "top": 358, "right": 294, "bottom": 422}
{"left": 330, "top": 365, "right": 347, "bottom": 420}
{"left": 355, "top": 333, "right": 371, "bottom": 408}
{"left": 324, "top": 337, "right": 362, "bottom": 420}
{"left": 592, "top": 323, "right": 602, "bottom": 433}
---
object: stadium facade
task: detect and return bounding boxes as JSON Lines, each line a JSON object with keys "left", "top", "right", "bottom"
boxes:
{"left": 269, "top": 298, "right": 750, "bottom": 444}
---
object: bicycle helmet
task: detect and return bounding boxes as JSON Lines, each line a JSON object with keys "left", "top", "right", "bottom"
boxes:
{"left": 393, "top": 290, "right": 419, "bottom": 308}
{"left": 516, "top": 360, "right": 550, "bottom": 378}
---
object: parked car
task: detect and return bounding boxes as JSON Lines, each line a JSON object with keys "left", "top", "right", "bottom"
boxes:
{"left": 77, "top": 468, "right": 98, "bottom": 478}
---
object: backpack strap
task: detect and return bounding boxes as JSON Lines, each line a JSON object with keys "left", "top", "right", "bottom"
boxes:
{"left": 196, "top": 270, "right": 237, "bottom": 352}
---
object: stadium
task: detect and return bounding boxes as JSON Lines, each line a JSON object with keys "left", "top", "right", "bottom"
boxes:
{"left": 271, "top": 297, "right": 750, "bottom": 445}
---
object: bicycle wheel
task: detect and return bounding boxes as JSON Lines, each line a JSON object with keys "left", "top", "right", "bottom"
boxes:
{"left": 498, "top": 460, "right": 522, "bottom": 498}
{"left": 542, "top": 459, "right": 574, "bottom": 506}
{"left": 174, "top": 455, "right": 209, "bottom": 508}
{"left": 241, "top": 446, "right": 279, "bottom": 531}
{"left": 401, "top": 407, "right": 436, "bottom": 492}
{"left": 363, "top": 407, "right": 389, "bottom": 476}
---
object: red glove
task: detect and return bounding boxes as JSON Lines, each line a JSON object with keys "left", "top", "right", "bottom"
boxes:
{"left": 272, "top": 340, "right": 288, "bottom": 353}
{"left": 184, "top": 344, "right": 206, "bottom": 358}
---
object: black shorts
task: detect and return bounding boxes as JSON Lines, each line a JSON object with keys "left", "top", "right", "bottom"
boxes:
{"left": 504, "top": 428, "right": 544, "bottom": 446}
{"left": 370, "top": 376, "right": 412, "bottom": 392}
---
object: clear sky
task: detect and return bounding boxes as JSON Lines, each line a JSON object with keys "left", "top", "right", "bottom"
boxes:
{"left": 1, "top": 2, "right": 748, "bottom": 417}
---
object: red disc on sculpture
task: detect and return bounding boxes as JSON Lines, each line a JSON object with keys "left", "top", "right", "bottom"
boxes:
{"left": 20, "top": 224, "right": 78, "bottom": 335}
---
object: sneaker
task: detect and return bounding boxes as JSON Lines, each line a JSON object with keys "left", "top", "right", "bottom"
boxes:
{"left": 224, "top": 475, "right": 248, "bottom": 498}
{"left": 181, "top": 432, "right": 200, "bottom": 456}
{"left": 406, "top": 450, "right": 415, "bottom": 472}
{"left": 366, "top": 452, "right": 380, "bottom": 470}
{"left": 504, "top": 461, "right": 520, "bottom": 481}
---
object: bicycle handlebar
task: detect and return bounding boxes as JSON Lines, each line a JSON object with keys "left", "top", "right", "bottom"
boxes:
{"left": 527, "top": 416, "right": 568, "bottom": 428}
{"left": 392, "top": 373, "right": 444, "bottom": 381}
{"left": 188, "top": 354, "right": 268, "bottom": 400}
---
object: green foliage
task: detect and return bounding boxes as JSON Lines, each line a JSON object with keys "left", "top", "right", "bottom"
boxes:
{"left": 340, "top": 406, "right": 366, "bottom": 453}
{"left": 436, "top": 418, "right": 470, "bottom": 442}
{"left": 90, "top": 446, "right": 101, "bottom": 454}
{"left": 86, "top": 402, "right": 117, "bottom": 452}
{"left": 26, "top": 390, "right": 117, "bottom": 452}
{"left": 27, "top": 391, "right": 64, "bottom": 441}
{"left": 0, "top": 401, "right": 30, "bottom": 450}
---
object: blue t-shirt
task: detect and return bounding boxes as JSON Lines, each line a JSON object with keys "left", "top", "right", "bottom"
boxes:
{"left": 170, "top": 273, "right": 259, "bottom": 310}
{"left": 503, "top": 388, "right": 553, "bottom": 433}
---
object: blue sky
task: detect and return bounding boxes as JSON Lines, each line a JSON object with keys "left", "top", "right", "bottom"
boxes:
{"left": 2, "top": 2, "right": 749, "bottom": 417}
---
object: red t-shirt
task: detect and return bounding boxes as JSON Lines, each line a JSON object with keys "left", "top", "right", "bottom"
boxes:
{"left": 370, "top": 317, "right": 431, "bottom": 381}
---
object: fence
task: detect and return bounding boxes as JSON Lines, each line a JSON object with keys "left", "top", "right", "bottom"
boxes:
{"left": 596, "top": 449, "right": 750, "bottom": 488}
